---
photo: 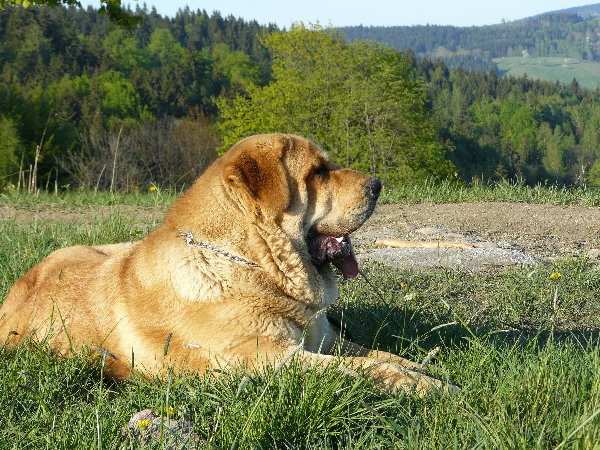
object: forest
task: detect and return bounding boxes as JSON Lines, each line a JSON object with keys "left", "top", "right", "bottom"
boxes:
{"left": 340, "top": 12, "right": 600, "bottom": 69}
{"left": 0, "top": 4, "right": 599, "bottom": 190}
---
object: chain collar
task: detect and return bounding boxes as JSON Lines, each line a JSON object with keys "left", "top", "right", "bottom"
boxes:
{"left": 177, "top": 228, "right": 260, "bottom": 268}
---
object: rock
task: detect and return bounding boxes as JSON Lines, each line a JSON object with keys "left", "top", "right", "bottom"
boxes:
{"left": 127, "top": 409, "right": 200, "bottom": 448}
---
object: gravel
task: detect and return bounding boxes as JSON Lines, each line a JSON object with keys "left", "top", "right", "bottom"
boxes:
{"left": 359, "top": 247, "right": 547, "bottom": 271}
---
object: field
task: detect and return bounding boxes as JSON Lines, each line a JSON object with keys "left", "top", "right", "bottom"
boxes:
{"left": 0, "top": 184, "right": 599, "bottom": 448}
{"left": 494, "top": 56, "right": 600, "bottom": 89}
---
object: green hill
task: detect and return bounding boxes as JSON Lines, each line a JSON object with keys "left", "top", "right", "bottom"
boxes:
{"left": 541, "top": 3, "right": 600, "bottom": 19}
{"left": 494, "top": 56, "right": 600, "bottom": 89}
{"left": 340, "top": 4, "right": 600, "bottom": 72}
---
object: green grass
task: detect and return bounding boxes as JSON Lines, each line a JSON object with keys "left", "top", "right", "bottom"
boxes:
{"left": 2, "top": 334, "right": 598, "bottom": 448}
{"left": 0, "top": 202, "right": 599, "bottom": 447}
{"left": 380, "top": 178, "right": 600, "bottom": 206}
{"left": 1, "top": 178, "right": 598, "bottom": 208}
{"left": 0, "top": 187, "right": 178, "bottom": 207}
{"left": 494, "top": 56, "right": 600, "bottom": 90}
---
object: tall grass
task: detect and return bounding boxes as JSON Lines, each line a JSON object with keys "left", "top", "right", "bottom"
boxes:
{"left": 1, "top": 178, "right": 598, "bottom": 207}
{"left": 380, "top": 178, "right": 600, "bottom": 206}
{"left": 0, "top": 186, "right": 179, "bottom": 207}
{"left": 3, "top": 334, "right": 598, "bottom": 448}
{"left": 0, "top": 201, "right": 598, "bottom": 447}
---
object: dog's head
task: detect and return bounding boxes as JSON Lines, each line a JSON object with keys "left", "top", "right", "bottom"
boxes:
{"left": 219, "top": 134, "right": 381, "bottom": 280}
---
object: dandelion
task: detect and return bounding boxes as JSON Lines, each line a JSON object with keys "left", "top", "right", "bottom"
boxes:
{"left": 156, "top": 406, "right": 177, "bottom": 417}
{"left": 149, "top": 186, "right": 157, "bottom": 192}
{"left": 136, "top": 419, "right": 151, "bottom": 431}
{"left": 549, "top": 272, "right": 562, "bottom": 280}
{"left": 399, "top": 283, "right": 407, "bottom": 288}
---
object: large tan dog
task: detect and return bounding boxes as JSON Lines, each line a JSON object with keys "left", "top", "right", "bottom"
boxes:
{"left": 0, "top": 134, "right": 454, "bottom": 395}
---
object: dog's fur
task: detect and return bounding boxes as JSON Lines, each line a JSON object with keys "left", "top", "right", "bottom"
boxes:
{"left": 0, "top": 134, "right": 454, "bottom": 395}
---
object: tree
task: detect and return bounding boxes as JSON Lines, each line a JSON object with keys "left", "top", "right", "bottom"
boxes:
{"left": 0, "top": 0, "right": 140, "bottom": 27}
{"left": 209, "top": 43, "right": 260, "bottom": 97}
{"left": 218, "top": 25, "right": 455, "bottom": 183}
{"left": 538, "top": 122, "right": 567, "bottom": 180}
{"left": 96, "top": 70, "right": 143, "bottom": 123}
{"left": 147, "top": 29, "right": 186, "bottom": 68}
{"left": 0, "top": 115, "right": 22, "bottom": 184}
{"left": 12, "top": 21, "right": 52, "bottom": 79}
{"left": 103, "top": 29, "right": 149, "bottom": 74}
{"left": 497, "top": 100, "right": 540, "bottom": 180}
{"left": 588, "top": 160, "right": 600, "bottom": 187}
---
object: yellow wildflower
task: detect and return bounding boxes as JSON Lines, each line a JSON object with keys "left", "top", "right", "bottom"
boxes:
{"left": 549, "top": 272, "right": 562, "bottom": 280}
{"left": 162, "top": 406, "right": 176, "bottom": 417}
{"left": 399, "top": 283, "right": 407, "bottom": 288}
{"left": 136, "top": 419, "right": 151, "bottom": 430}
{"left": 149, "top": 186, "right": 157, "bottom": 191}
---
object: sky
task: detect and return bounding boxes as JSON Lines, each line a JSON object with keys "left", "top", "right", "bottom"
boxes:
{"left": 83, "top": 0, "right": 594, "bottom": 27}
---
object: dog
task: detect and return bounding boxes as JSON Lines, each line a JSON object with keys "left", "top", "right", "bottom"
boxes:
{"left": 0, "top": 134, "right": 455, "bottom": 395}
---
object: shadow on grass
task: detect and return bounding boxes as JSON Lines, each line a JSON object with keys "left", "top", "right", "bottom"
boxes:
{"left": 330, "top": 300, "right": 600, "bottom": 362}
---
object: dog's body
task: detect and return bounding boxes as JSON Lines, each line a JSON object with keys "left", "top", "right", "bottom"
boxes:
{"left": 0, "top": 134, "right": 454, "bottom": 395}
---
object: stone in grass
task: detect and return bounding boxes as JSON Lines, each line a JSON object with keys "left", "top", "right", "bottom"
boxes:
{"left": 127, "top": 409, "right": 200, "bottom": 448}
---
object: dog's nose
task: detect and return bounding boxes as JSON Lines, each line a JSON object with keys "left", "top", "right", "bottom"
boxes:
{"left": 369, "top": 178, "right": 382, "bottom": 199}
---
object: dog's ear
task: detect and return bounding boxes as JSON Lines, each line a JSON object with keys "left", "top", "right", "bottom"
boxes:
{"left": 223, "top": 138, "right": 290, "bottom": 215}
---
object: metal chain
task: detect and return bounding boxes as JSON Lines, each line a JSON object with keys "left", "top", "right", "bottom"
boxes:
{"left": 177, "top": 228, "right": 260, "bottom": 268}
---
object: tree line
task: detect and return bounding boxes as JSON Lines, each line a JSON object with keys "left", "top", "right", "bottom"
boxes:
{"left": 340, "top": 13, "right": 600, "bottom": 66}
{"left": 415, "top": 61, "right": 600, "bottom": 185}
{"left": 0, "top": 4, "right": 273, "bottom": 190}
{"left": 0, "top": 5, "right": 599, "bottom": 190}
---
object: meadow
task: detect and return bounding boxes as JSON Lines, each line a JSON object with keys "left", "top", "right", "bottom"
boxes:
{"left": 494, "top": 56, "right": 600, "bottom": 90}
{"left": 0, "top": 183, "right": 599, "bottom": 448}
{"left": 1, "top": 178, "right": 599, "bottom": 207}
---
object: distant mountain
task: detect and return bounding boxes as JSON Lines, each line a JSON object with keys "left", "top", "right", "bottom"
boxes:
{"left": 538, "top": 3, "right": 600, "bottom": 19}
{"left": 339, "top": 4, "right": 600, "bottom": 71}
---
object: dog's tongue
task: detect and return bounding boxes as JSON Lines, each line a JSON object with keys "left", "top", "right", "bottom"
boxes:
{"left": 309, "top": 233, "right": 360, "bottom": 279}
{"left": 332, "top": 240, "right": 359, "bottom": 279}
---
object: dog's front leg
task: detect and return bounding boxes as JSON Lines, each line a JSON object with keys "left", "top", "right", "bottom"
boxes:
{"left": 297, "top": 350, "right": 458, "bottom": 397}
{"left": 336, "top": 339, "right": 423, "bottom": 370}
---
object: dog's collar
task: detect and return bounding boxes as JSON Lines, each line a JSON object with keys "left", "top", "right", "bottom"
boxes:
{"left": 177, "top": 228, "right": 260, "bottom": 268}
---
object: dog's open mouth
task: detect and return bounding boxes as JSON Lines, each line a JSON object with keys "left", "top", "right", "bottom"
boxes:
{"left": 307, "top": 233, "right": 359, "bottom": 279}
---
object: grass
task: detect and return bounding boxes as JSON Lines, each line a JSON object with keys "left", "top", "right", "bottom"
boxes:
{"left": 379, "top": 178, "right": 600, "bottom": 206}
{"left": 0, "top": 186, "right": 179, "bottom": 207}
{"left": 0, "top": 198, "right": 599, "bottom": 447}
{"left": 494, "top": 56, "right": 600, "bottom": 90}
{"left": 1, "top": 179, "right": 598, "bottom": 208}
{"left": 3, "top": 334, "right": 597, "bottom": 448}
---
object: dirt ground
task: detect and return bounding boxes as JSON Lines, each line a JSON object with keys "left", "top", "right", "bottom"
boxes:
{"left": 0, "top": 204, "right": 163, "bottom": 227}
{"left": 358, "top": 202, "right": 600, "bottom": 259}
{"left": 2, "top": 202, "right": 599, "bottom": 266}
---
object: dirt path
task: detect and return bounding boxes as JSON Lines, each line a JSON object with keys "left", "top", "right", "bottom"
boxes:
{"left": 357, "top": 202, "right": 600, "bottom": 258}
{"left": 2, "top": 201, "right": 599, "bottom": 266}
{"left": 0, "top": 204, "right": 165, "bottom": 226}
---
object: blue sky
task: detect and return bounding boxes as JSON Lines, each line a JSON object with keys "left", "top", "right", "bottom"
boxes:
{"left": 89, "top": 1, "right": 593, "bottom": 27}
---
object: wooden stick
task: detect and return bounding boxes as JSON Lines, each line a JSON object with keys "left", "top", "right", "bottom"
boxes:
{"left": 109, "top": 127, "right": 123, "bottom": 193}
{"left": 374, "top": 238, "right": 474, "bottom": 249}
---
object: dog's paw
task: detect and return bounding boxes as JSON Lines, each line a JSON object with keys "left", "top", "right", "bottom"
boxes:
{"left": 405, "top": 373, "right": 460, "bottom": 397}
{"left": 372, "top": 363, "right": 460, "bottom": 397}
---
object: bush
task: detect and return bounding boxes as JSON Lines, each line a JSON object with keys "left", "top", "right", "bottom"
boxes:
{"left": 60, "top": 113, "right": 219, "bottom": 191}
